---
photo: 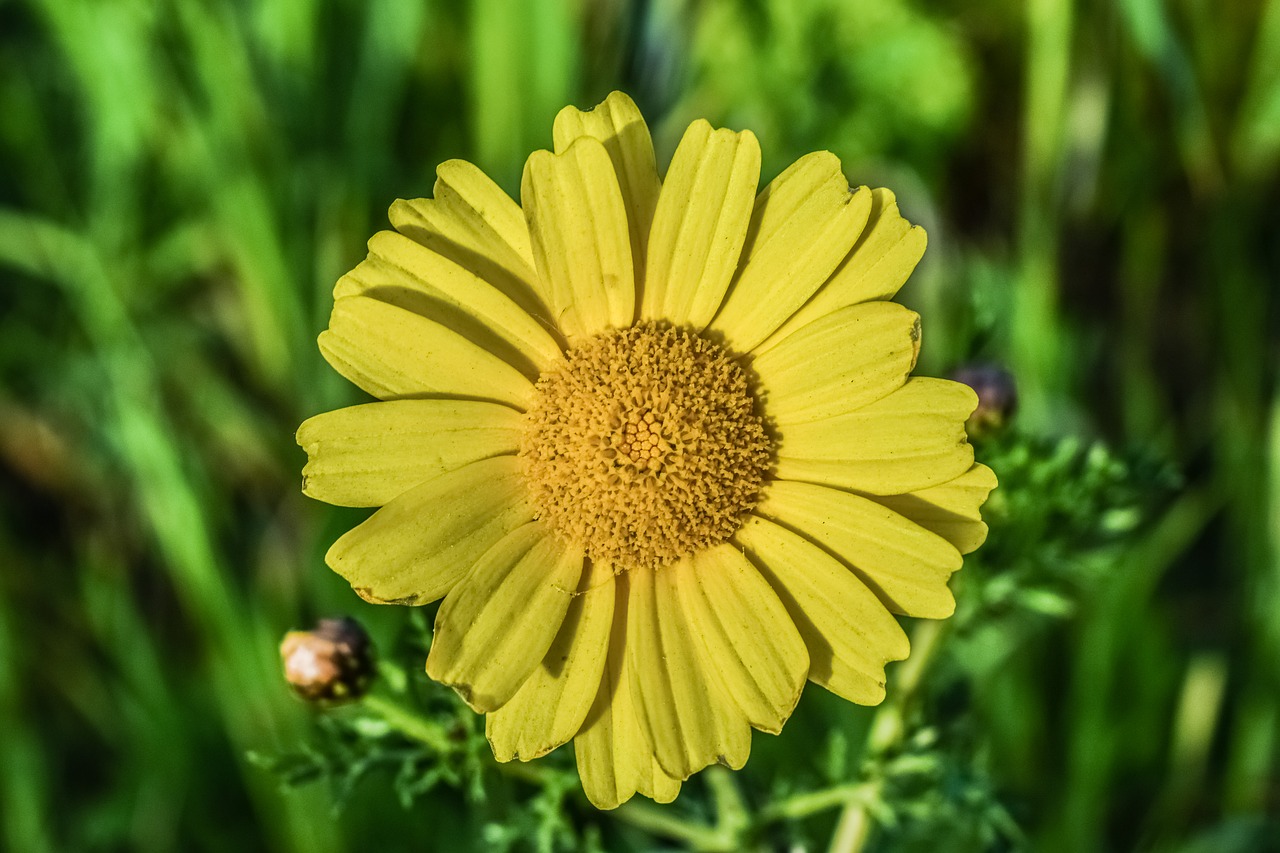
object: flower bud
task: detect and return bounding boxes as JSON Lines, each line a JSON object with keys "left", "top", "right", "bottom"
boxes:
{"left": 949, "top": 363, "right": 1018, "bottom": 437}
{"left": 280, "top": 617, "right": 374, "bottom": 703}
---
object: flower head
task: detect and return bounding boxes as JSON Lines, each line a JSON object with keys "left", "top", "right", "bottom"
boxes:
{"left": 297, "top": 92, "right": 994, "bottom": 809}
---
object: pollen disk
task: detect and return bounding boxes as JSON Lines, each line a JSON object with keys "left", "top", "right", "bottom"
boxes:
{"left": 519, "top": 324, "right": 771, "bottom": 571}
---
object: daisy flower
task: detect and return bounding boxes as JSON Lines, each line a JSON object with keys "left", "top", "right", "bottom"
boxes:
{"left": 297, "top": 92, "right": 994, "bottom": 809}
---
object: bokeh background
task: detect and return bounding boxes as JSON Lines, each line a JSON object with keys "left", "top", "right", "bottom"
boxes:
{"left": 1, "top": 0, "right": 1277, "bottom": 850}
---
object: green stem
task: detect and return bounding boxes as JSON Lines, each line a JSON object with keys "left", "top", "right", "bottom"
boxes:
{"left": 361, "top": 693, "right": 453, "bottom": 753}
{"left": 613, "top": 801, "right": 726, "bottom": 850}
{"left": 828, "top": 803, "right": 873, "bottom": 853}
{"left": 611, "top": 768, "right": 753, "bottom": 852}
{"left": 759, "top": 783, "right": 870, "bottom": 823}
{"left": 706, "top": 766, "right": 750, "bottom": 843}
{"left": 364, "top": 693, "right": 563, "bottom": 787}
{"left": 827, "top": 618, "right": 950, "bottom": 853}
{"left": 362, "top": 693, "right": 558, "bottom": 788}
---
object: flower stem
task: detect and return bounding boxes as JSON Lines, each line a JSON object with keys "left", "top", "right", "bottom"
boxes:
{"left": 360, "top": 692, "right": 554, "bottom": 786}
{"left": 361, "top": 693, "right": 452, "bottom": 753}
{"left": 706, "top": 766, "right": 750, "bottom": 842}
{"left": 759, "top": 783, "right": 870, "bottom": 823}
{"left": 827, "top": 618, "right": 949, "bottom": 853}
{"left": 613, "top": 801, "right": 726, "bottom": 850}
{"left": 612, "top": 767, "right": 751, "bottom": 851}
{"left": 828, "top": 802, "right": 874, "bottom": 853}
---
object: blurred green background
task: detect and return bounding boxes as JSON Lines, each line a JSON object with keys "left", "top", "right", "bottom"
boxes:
{"left": 1, "top": 0, "right": 1277, "bottom": 850}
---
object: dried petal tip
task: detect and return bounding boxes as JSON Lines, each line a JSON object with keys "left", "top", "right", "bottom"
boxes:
{"left": 280, "top": 617, "right": 375, "bottom": 704}
{"left": 949, "top": 363, "right": 1017, "bottom": 437}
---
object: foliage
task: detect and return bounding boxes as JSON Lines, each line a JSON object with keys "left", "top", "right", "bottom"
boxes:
{"left": 247, "top": 431, "right": 1180, "bottom": 851}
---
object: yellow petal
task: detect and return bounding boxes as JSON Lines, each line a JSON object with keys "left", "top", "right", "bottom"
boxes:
{"left": 522, "top": 136, "right": 635, "bottom": 340}
{"left": 759, "top": 188, "right": 927, "bottom": 353}
{"left": 733, "top": 515, "right": 909, "bottom": 705}
{"left": 708, "top": 154, "right": 872, "bottom": 354}
{"left": 388, "top": 159, "right": 547, "bottom": 319}
{"left": 627, "top": 562, "right": 752, "bottom": 779}
{"left": 318, "top": 295, "right": 533, "bottom": 408}
{"left": 774, "top": 378, "right": 977, "bottom": 495}
{"left": 756, "top": 479, "right": 963, "bottom": 617}
{"left": 681, "top": 545, "right": 809, "bottom": 733}
{"left": 487, "top": 560, "right": 616, "bottom": 761}
{"left": 335, "top": 230, "right": 564, "bottom": 377}
{"left": 297, "top": 400, "right": 522, "bottom": 507}
{"left": 325, "top": 455, "right": 533, "bottom": 606}
{"left": 426, "top": 522, "right": 584, "bottom": 712}
{"left": 641, "top": 119, "right": 760, "bottom": 328}
{"left": 872, "top": 463, "right": 997, "bottom": 555}
{"left": 553, "top": 91, "right": 661, "bottom": 292}
{"left": 575, "top": 572, "right": 682, "bottom": 809}
{"left": 750, "top": 301, "right": 920, "bottom": 425}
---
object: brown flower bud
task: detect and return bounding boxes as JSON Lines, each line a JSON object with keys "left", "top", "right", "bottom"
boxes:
{"left": 280, "top": 617, "right": 374, "bottom": 703}
{"left": 949, "top": 363, "right": 1018, "bottom": 437}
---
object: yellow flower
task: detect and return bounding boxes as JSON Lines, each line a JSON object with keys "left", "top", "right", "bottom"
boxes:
{"left": 297, "top": 92, "right": 994, "bottom": 809}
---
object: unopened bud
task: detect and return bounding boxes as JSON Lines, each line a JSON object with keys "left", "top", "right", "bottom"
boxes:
{"left": 280, "top": 617, "right": 374, "bottom": 703}
{"left": 949, "top": 363, "right": 1017, "bottom": 437}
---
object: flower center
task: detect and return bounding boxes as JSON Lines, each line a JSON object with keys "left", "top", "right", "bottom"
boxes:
{"left": 519, "top": 324, "right": 772, "bottom": 571}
